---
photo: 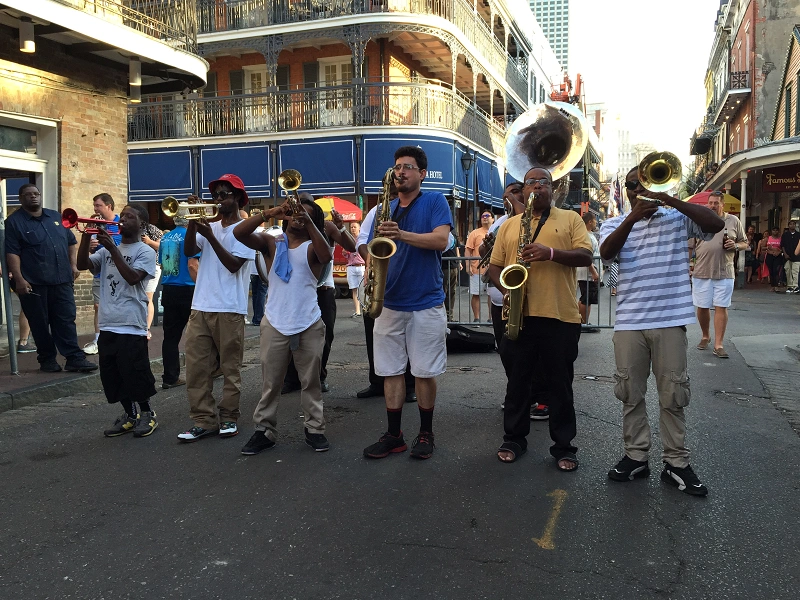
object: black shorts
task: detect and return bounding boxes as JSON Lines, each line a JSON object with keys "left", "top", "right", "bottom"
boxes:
{"left": 578, "top": 280, "right": 599, "bottom": 305}
{"left": 98, "top": 331, "right": 157, "bottom": 404}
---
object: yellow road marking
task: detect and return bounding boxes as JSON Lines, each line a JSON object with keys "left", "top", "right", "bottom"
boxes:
{"left": 532, "top": 489, "right": 567, "bottom": 550}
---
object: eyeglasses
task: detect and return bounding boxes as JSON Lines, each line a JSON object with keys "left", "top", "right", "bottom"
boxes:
{"left": 213, "top": 190, "right": 235, "bottom": 200}
{"left": 524, "top": 178, "right": 551, "bottom": 187}
{"left": 392, "top": 163, "right": 420, "bottom": 173}
{"left": 624, "top": 180, "right": 641, "bottom": 191}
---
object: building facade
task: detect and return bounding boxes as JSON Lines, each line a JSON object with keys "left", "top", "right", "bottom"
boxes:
{"left": 530, "top": 0, "right": 568, "bottom": 72}
{"left": 127, "top": 0, "right": 561, "bottom": 243}
{"left": 0, "top": 0, "right": 206, "bottom": 331}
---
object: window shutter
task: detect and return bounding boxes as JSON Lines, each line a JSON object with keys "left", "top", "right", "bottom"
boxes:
{"left": 229, "top": 70, "right": 244, "bottom": 95}
{"left": 204, "top": 72, "right": 217, "bottom": 97}
{"left": 303, "top": 62, "right": 319, "bottom": 88}
{"left": 276, "top": 65, "right": 290, "bottom": 90}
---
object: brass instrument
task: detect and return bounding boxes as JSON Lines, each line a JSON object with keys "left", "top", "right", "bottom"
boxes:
{"left": 363, "top": 167, "right": 397, "bottom": 319}
{"left": 277, "top": 168, "right": 303, "bottom": 216}
{"left": 499, "top": 101, "right": 589, "bottom": 340}
{"left": 476, "top": 233, "right": 496, "bottom": 271}
{"left": 161, "top": 196, "right": 220, "bottom": 220}
{"left": 636, "top": 151, "right": 682, "bottom": 205}
{"left": 61, "top": 208, "right": 117, "bottom": 234}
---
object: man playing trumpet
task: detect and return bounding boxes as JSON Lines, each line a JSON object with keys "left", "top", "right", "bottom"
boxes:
{"left": 486, "top": 168, "right": 592, "bottom": 471}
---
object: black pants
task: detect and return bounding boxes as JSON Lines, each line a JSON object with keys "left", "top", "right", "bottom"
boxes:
{"left": 286, "top": 286, "right": 336, "bottom": 385}
{"left": 363, "top": 312, "right": 415, "bottom": 392}
{"left": 161, "top": 284, "right": 194, "bottom": 384}
{"left": 17, "top": 282, "right": 84, "bottom": 365}
{"left": 499, "top": 317, "right": 580, "bottom": 457}
{"left": 99, "top": 331, "right": 157, "bottom": 404}
{"left": 765, "top": 254, "right": 784, "bottom": 287}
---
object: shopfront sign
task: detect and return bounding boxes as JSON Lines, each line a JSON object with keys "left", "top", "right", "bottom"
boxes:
{"left": 762, "top": 164, "right": 800, "bottom": 192}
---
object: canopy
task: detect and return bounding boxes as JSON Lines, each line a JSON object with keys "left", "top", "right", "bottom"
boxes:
{"left": 316, "top": 196, "right": 362, "bottom": 221}
{"left": 686, "top": 191, "right": 741, "bottom": 214}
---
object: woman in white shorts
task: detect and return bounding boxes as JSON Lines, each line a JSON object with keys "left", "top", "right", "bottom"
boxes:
{"left": 343, "top": 221, "right": 365, "bottom": 317}
{"left": 141, "top": 222, "right": 164, "bottom": 339}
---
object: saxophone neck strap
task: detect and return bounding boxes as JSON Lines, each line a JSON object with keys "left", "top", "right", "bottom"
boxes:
{"left": 529, "top": 207, "right": 551, "bottom": 244}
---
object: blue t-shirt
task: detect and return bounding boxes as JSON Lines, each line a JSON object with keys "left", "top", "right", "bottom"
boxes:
{"left": 92, "top": 215, "right": 121, "bottom": 279}
{"left": 159, "top": 226, "right": 199, "bottom": 286}
{"left": 367, "top": 191, "right": 452, "bottom": 311}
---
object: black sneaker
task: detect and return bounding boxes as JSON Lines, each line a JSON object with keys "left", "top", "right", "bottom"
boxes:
{"left": 177, "top": 426, "right": 217, "bottom": 443}
{"left": 608, "top": 456, "right": 651, "bottom": 482}
{"left": 410, "top": 431, "right": 435, "bottom": 459}
{"left": 133, "top": 411, "right": 158, "bottom": 437}
{"left": 16, "top": 341, "right": 36, "bottom": 353}
{"left": 64, "top": 358, "right": 98, "bottom": 372}
{"left": 405, "top": 391, "right": 417, "bottom": 403}
{"left": 40, "top": 362, "right": 62, "bottom": 373}
{"left": 356, "top": 385, "right": 383, "bottom": 398}
{"left": 104, "top": 413, "right": 137, "bottom": 437}
{"left": 530, "top": 404, "right": 549, "bottom": 420}
{"left": 281, "top": 381, "right": 301, "bottom": 394}
{"left": 661, "top": 463, "right": 708, "bottom": 497}
{"left": 363, "top": 431, "right": 407, "bottom": 458}
{"left": 305, "top": 428, "right": 330, "bottom": 452}
{"left": 320, "top": 380, "right": 330, "bottom": 393}
{"left": 241, "top": 430, "right": 276, "bottom": 455}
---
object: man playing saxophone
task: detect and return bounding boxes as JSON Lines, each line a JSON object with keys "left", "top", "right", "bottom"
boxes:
{"left": 362, "top": 146, "right": 453, "bottom": 460}
{"left": 485, "top": 168, "right": 592, "bottom": 470}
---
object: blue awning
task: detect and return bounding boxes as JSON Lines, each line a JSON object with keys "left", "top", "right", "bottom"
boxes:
{"left": 362, "top": 136, "right": 455, "bottom": 195}
{"left": 200, "top": 143, "right": 272, "bottom": 201}
{"left": 476, "top": 154, "right": 492, "bottom": 206}
{"left": 278, "top": 137, "right": 355, "bottom": 196}
{"left": 491, "top": 162, "right": 504, "bottom": 209}
{"left": 129, "top": 148, "right": 193, "bottom": 202}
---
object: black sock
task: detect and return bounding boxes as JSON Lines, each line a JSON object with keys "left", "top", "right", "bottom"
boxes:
{"left": 120, "top": 399, "right": 136, "bottom": 419}
{"left": 419, "top": 406, "right": 434, "bottom": 433}
{"left": 138, "top": 399, "right": 152, "bottom": 414}
{"left": 387, "top": 408, "right": 402, "bottom": 436}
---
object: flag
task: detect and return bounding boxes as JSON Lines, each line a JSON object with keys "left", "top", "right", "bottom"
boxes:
{"left": 613, "top": 176, "right": 622, "bottom": 214}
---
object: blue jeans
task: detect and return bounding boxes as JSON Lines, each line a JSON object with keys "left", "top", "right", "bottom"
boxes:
{"left": 251, "top": 275, "right": 267, "bottom": 325}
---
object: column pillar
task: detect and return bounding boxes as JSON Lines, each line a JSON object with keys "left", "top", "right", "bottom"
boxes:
{"left": 737, "top": 171, "right": 748, "bottom": 288}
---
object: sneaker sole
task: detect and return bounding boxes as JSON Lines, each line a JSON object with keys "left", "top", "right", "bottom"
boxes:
{"left": 241, "top": 443, "right": 276, "bottom": 455}
{"left": 177, "top": 431, "right": 218, "bottom": 443}
{"left": 305, "top": 439, "right": 330, "bottom": 452}
{"left": 64, "top": 366, "right": 98, "bottom": 372}
{"left": 364, "top": 444, "right": 408, "bottom": 459}
{"left": 219, "top": 430, "right": 239, "bottom": 438}
{"left": 530, "top": 415, "right": 550, "bottom": 421}
{"left": 410, "top": 451, "right": 433, "bottom": 459}
{"left": 608, "top": 466, "right": 650, "bottom": 482}
{"left": 134, "top": 423, "right": 158, "bottom": 438}
{"left": 104, "top": 429, "right": 135, "bottom": 437}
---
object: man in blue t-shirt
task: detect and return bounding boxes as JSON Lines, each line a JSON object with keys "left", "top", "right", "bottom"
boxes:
{"left": 363, "top": 146, "right": 452, "bottom": 460}
{"left": 159, "top": 215, "right": 200, "bottom": 389}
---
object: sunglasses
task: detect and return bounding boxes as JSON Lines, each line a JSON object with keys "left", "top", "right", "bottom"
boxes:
{"left": 524, "top": 177, "right": 551, "bottom": 187}
{"left": 481, "top": 213, "right": 492, "bottom": 218}
{"left": 213, "top": 190, "right": 235, "bottom": 200}
{"left": 624, "top": 180, "right": 642, "bottom": 191}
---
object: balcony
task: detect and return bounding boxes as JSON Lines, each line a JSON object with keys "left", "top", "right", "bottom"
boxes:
{"left": 127, "top": 79, "right": 506, "bottom": 155}
{"left": 196, "top": 0, "right": 528, "bottom": 100}
{"left": 712, "top": 70, "right": 751, "bottom": 125}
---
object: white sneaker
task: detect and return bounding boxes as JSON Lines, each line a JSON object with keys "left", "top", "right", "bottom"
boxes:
{"left": 83, "top": 341, "right": 99, "bottom": 355}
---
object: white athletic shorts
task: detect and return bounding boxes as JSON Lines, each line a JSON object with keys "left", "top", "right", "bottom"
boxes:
{"left": 347, "top": 265, "right": 364, "bottom": 290}
{"left": 692, "top": 277, "right": 734, "bottom": 308}
{"left": 374, "top": 305, "right": 447, "bottom": 378}
{"left": 469, "top": 273, "right": 488, "bottom": 295}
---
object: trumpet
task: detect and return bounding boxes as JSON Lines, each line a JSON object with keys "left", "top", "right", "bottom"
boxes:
{"left": 61, "top": 208, "right": 117, "bottom": 234}
{"left": 277, "top": 169, "right": 303, "bottom": 216}
{"left": 161, "top": 196, "right": 220, "bottom": 220}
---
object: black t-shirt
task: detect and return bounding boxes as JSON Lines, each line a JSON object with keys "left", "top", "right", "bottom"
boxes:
{"left": 781, "top": 230, "right": 800, "bottom": 261}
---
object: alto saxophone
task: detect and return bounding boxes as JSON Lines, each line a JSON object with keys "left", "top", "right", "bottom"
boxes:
{"left": 363, "top": 168, "right": 397, "bottom": 319}
{"left": 498, "top": 192, "right": 535, "bottom": 341}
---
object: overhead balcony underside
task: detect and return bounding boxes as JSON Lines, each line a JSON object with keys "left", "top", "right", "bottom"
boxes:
{"left": 0, "top": 0, "right": 207, "bottom": 92}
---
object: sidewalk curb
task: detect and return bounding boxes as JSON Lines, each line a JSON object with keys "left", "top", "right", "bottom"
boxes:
{"left": 0, "top": 333, "right": 261, "bottom": 414}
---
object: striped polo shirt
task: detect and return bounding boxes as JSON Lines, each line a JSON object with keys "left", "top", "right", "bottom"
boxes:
{"left": 599, "top": 208, "right": 713, "bottom": 331}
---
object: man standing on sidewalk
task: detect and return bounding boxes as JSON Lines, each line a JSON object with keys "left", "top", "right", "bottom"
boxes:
{"left": 159, "top": 214, "right": 199, "bottom": 389}
{"left": 781, "top": 220, "right": 800, "bottom": 293}
{"left": 4, "top": 184, "right": 96, "bottom": 373}
{"left": 600, "top": 167, "right": 723, "bottom": 496}
{"left": 465, "top": 210, "right": 494, "bottom": 322}
{"left": 691, "top": 191, "right": 747, "bottom": 358}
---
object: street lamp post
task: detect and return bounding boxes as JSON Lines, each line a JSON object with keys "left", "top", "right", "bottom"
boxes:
{"left": 460, "top": 151, "right": 474, "bottom": 239}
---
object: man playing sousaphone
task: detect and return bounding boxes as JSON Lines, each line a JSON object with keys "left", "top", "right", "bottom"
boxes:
{"left": 486, "top": 168, "right": 592, "bottom": 471}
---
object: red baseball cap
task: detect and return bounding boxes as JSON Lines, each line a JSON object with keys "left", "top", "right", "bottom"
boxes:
{"left": 208, "top": 174, "right": 249, "bottom": 208}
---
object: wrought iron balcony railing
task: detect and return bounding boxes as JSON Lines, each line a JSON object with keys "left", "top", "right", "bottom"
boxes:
{"left": 52, "top": 0, "right": 198, "bottom": 53}
{"left": 196, "top": 0, "right": 527, "bottom": 100}
{"left": 128, "top": 79, "right": 506, "bottom": 156}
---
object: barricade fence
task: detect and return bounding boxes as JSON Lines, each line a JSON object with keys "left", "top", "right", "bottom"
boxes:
{"left": 442, "top": 254, "right": 615, "bottom": 329}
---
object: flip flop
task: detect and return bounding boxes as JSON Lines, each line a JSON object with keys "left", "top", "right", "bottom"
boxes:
{"left": 497, "top": 441, "right": 526, "bottom": 463}
{"left": 556, "top": 452, "right": 579, "bottom": 472}
{"left": 696, "top": 338, "right": 710, "bottom": 350}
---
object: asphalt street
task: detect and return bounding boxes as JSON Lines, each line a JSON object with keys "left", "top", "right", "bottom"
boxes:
{"left": 1, "top": 291, "right": 798, "bottom": 600}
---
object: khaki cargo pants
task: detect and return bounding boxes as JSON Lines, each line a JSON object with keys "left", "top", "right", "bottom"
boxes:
{"left": 612, "top": 327, "right": 691, "bottom": 468}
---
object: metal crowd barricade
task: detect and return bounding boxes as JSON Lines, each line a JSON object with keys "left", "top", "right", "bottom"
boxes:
{"left": 578, "top": 253, "right": 616, "bottom": 330}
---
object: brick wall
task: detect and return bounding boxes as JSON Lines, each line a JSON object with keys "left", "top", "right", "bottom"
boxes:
{"left": 0, "top": 26, "right": 129, "bottom": 333}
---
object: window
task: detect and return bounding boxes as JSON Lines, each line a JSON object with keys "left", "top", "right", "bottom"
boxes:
{"left": 530, "top": 75, "right": 537, "bottom": 104}
{"left": 786, "top": 84, "right": 793, "bottom": 138}
{"left": 540, "top": 84, "right": 545, "bottom": 103}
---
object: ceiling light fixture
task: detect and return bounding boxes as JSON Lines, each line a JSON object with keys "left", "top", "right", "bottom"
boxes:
{"left": 129, "top": 57, "right": 141, "bottom": 87}
{"left": 19, "top": 17, "right": 35, "bottom": 53}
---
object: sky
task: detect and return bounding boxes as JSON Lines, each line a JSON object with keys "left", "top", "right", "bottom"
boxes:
{"left": 568, "top": 0, "right": 723, "bottom": 170}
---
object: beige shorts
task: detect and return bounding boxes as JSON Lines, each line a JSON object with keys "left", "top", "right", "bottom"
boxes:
{"left": 373, "top": 305, "right": 447, "bottom": 378}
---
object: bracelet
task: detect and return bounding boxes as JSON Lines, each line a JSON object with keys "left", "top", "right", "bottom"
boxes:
{"left": 549, "top": 247, "right": 554, "bottom": 261}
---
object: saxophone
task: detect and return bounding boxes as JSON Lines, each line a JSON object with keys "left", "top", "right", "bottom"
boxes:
{"left": 363, "top": 168, "right": 397, "bottom": 319}
{"left": 498, "top": 192, "right": 535, "bottom": 341}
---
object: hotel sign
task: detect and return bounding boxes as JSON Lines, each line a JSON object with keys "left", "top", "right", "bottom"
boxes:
{"left": 762, "top": 164, "right": 800, "bottom": 192}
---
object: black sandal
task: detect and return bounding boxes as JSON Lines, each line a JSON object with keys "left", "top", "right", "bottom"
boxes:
{"left": 497, "top": 442, "right": 526, "bottom": 463}
{"left": 555, "top": 452, "right": 579, "bottom": 472}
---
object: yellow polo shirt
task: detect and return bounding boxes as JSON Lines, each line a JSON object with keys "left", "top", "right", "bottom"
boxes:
{"left": 489, "top": 207, "right": 591, "bottom": 324}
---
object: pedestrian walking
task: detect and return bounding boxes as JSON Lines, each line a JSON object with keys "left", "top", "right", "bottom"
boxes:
{"left": 599, "top": 166, "right": 724, "bottom": 497}
{"left": 764, "top": 227, "right": 785, "bottom": 292}
{"left": 342, "top": 221, "right": 365, "bottom": 317}
{"left": 780, "top": 220, "right": 800, "bottom": 293}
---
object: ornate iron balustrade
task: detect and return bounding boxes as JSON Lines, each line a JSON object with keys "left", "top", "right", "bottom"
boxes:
{"left": 196, "top": 0, "right": 527, "bottom": 99}
{"left": 52, "top": 0, "right": 198, "bottom": 53}
{"left": 128, "top": 80, "right": 506, "bottom": 155}
{"left": 729, "top": 70, "right": 750, "bottom": 90}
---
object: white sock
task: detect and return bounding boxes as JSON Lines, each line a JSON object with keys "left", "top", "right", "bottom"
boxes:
{"left": 93, "top": 333, "right": 99, "bottom": 343}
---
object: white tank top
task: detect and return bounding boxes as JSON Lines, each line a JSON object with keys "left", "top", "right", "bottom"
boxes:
{"left": 266, "top": 240, "right": 322, "bottom": 335}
